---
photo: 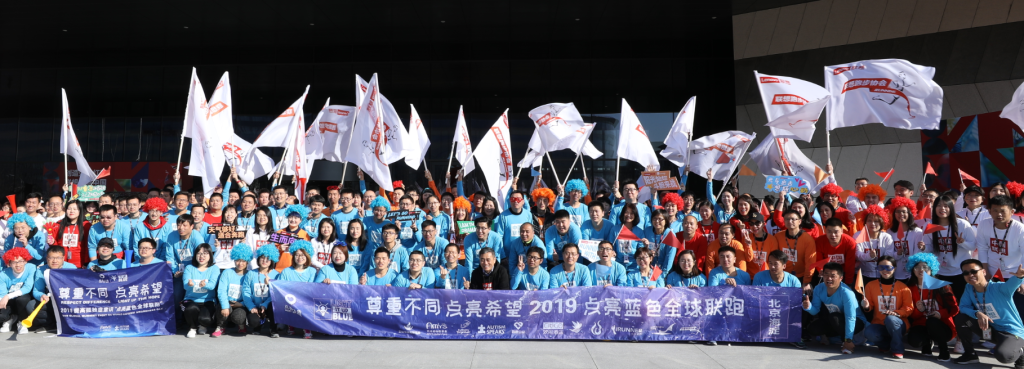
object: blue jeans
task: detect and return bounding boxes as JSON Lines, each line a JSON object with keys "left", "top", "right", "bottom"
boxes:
{"left": 865, "top": 315, "right": 907, "bottom": 353}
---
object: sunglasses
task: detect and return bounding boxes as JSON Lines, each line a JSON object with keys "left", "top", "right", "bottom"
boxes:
{"left": 962, "top": 268, "right": 983, "bottom": 276}
{"left": 877, "top": 265, "right": 894, "bottom": 272}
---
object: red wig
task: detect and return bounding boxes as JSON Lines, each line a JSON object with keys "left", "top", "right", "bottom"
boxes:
{"left": 2, "top": 247, "right": 31, "bottom": 264}
{"left": 142, "top": 197, "right": 169, "bottom": 213}
{"left": 889, "top": 196, "right": 917, "bottom": 220}
{"left": 531, "top": 188, "right": 556, "bottom": 207}
{"left": 857, "top": 184, "right": 887, "bottom": 203}
{"left": 819, "top": 183, "right": 843, "bottom": 197}
{"left": 858, "top": 205, "right": 890, "bottom": 230}
{"left": 392, "top": 181, "right": 404, "bottom": 191}
{"left": 1007, "top": 181, "right": 1024, "bottom": 198}
{"left": 661, "top": 192, "right": 684, "bottom": 210}
{"left": 452, "top": 196, "right": 472, "bottom": 214}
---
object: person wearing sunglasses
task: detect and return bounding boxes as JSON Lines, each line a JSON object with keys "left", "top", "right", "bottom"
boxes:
{"left": 952, "top": 259, "right": 1024, "bottom": 365}
{"left": 860, "top": 256, "right": 913, "bottom": 359}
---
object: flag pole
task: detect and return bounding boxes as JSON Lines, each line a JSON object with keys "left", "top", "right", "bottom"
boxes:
{"left": 564, "top": 152, "right": 582, "bottom": 181}
{"left": 338, "top": 117, "right": 358, "bottom": 188}
{"left": 514, "top": 149, "right": 530, "bottom": 180}
{"left": 444, "top": 139, "right": 456, "bottom": 189}
{"left": 545, "top": 152, "right": 562, "bottom": 188}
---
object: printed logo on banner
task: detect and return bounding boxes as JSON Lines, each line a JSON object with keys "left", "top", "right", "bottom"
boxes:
{"left": 760, "top": 294, "right": 792, "bottom": 340}
{"left": 400, "top": 322, "right": 420, "bottom": 334}
{"left": 425, "top": 322, "right": 448, "bottom": 334}
{"left": 314, "top": 299, "right": 352, "bottom": 321}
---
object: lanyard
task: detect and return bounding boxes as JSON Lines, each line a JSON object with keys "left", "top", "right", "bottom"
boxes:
{"left": 974, "top": 287, "right": 987, "bottom": 313}
{"left": 964, "top": 208, "right": 982, "bottom": 226}
{"left": 879, "top": 281, "right": 896, "bottom": 311}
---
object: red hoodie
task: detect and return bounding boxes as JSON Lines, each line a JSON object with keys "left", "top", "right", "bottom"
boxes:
{"left": 814, "top": 233, "right": 857, "bottom": 285}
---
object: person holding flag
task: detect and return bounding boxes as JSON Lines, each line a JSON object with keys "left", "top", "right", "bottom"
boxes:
{"left": 904, "top": 253, "right": 958, "bottom": 361}
{"left": 855, "top": 205, "right": 895, "bottom": 284}
{"left": 642, "top": 209, "right": 677, "bottom": 272}
{"left": 926, "top": 195, "right": 976, "bottom": 300}
{"left": 624, "top": 246, "right": 664, "bottom": 288}
{"left": 555, "top": 179, "right": 589, "bottom": 228}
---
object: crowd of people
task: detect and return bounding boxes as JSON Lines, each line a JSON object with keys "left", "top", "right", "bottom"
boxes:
{"left": 2, "top": 165, "right": 1024, "bottom": 367}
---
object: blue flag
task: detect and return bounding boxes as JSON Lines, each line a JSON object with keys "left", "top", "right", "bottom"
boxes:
{"left": 921, "top": 273, "right": 952, "bottom": 290}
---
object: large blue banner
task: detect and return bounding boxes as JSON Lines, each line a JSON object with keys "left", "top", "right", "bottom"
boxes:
{"left": 270, "top": 282, "right": 801, "bottom": 342}
{"left": 48, "top": 263, "right": 175, "bottom": 338}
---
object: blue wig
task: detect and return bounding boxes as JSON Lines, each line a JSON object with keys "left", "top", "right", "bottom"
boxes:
{"left": 906, "top": 252, "right": 940, "bottom": 275}
{"left": 8, "top": 213, "right": 36, "bottom": 230}
{"left": 565, "top": 179, "right": 589, "bottom": 197}
{"left": 255, "top": 244, "right": 280, "bottom": 263}
{"left": 289, "top": 240, "right": 314, "bottom": 258}
{"left": 369, "top": 196, "right": 391, "bottom": 210}
{"left": 230, "top": 243, "right": 254, "bottom": 262}
{"left": 285, "top": 204, "right": 310, "bottom": 219}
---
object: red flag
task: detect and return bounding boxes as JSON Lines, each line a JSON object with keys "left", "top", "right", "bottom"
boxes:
{"left": 854, "top": 230, "right": 870, "bottom": 244}
{"left": 616, "top": 225, "right": 642, "bottom": 241}
{"left": 924, "top": 162, "right": 936, "bottom": 176}
{"left": 5, "top": 194, "right": 15, "bottom": 209}
{"left": 959, "top": 169, "right": 980, "bottom": 187}
{"left": 923, "top": 223, "right": 946, "bottom": 235}
{"left": 95, "top": 166, "right": 112, "bottom": 180}
{"left": 916, "top": 203, "right": 931, "bottom": 220}
{"left": 854, "top": 269, "right": 865, "bottom": 294}
{"left": 759, "top": 200, "right": 770, "bottom": 219}
{"left": 651, "top": 265, "right": 663, "bottom": 281}
{"left": 875, "top": 168, "right": 894, "bottom": 183}
{"left": 897, "top": 221, "right": 906, "bottom": 239}
{"left": 662, "top": 231, "right": 681, "bottom": 249}
{"left": 994, "top": 269, "right": 1004, "bottom": 281}
{"left": 807, "top": 257, "right": 829, "bottom": 275}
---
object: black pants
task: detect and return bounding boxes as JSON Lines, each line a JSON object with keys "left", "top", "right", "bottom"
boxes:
{"left": 0, "top": 295, "right": 36, "bottom": 322}
{"left": 805, "top": 305, "right": 865, "bottom": 339}
{"left": 937, "top": 274, "right": 967, "bottom": 304}
{"left": 218, "top": 306, "right": 251, "bottom": 329}
{"left": 955, "top": 313, "right": 1024, "bottom": 363}
{"left": 183, "top": 301, "right": 221, "bottom": 330}
{"left": 30, "top": 300, "right": 57, "bottom": 330}
{"left": 906, "top": 317, "right": 953, "bottom": 352}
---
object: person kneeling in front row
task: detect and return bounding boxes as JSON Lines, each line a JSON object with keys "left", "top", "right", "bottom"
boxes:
{"left": 802, "top": 262, "right": 866, "bottom": 354}
{"left": 952, "top": 259, "right": 1024, "bottom": 366}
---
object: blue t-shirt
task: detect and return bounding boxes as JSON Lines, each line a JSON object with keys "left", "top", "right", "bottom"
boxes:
{"left": 960, "top": 276, "right": 1024, "bottom": 338}
{"left": 708, "top": 266, "right": 751, "bottom": 286}
{"left": 752, "top": 270, "right": 802, "bottom": 287}
{"left": 665, "top": 271, "right": 706, "bottom": 288}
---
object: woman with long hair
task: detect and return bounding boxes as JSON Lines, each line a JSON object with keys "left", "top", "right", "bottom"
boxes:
{"left": 54, "top": 200, "right": 91, "bottom": 268}
{"left": 242, "top": 244, "right": 280, "bottom": 336}
{"left": 314, "top": 244, "right": 358, "bottom": 285}
{"left": 886, "top": 197, "right": 925, "bottom": 282}
{"left": 614, "top": 203, "right": 643, "bottom": 266}
{"left": 664, "top": 249, "right": 706, "bottom": 288}
{"left": 343, "top": 218, "right": 369, "bottom": 271}
{"left": 212, "top": 205, "right": 248, "bottom": 270}
{"left": 310, "top": 218, "right": 340, "bottom": 269}
{"left": 926, "top": 195, "right": 976, "bottom": 300}
{"left": 182, "top": 243, "right": 220, "bottom": 338}
{"left": 276, "top": 240, "right": 317, "bottom": 338}
{"left": 854, "top": 205, "right": 894, "bottom": 284}
{"left": 450, "top": 196, "right": 472, "bottom": 254}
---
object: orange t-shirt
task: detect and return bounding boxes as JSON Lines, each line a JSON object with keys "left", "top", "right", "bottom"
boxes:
{"left": 743, "top": 233, "right": 779, "bottom": 276}
{"left": 863, "top": 279, "right": 913, "bottom": 326}
{"left": 705, "top": 239, "right": 749, "bottom": 276}
{"left": 771, "top": 230, "right": 817, "bottom": 283}
{"left": 273, "top": 228, "right": 310, "bottom": 272}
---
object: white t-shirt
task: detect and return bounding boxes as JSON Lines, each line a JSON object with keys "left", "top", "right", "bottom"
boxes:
{"left": 975, "top": 218, "right": 1024, "bottom": 277}
{"left": 854, "top": 231, "right": 894, "bottom": 278}
{"left": 924, "top": 218, "right": 978, "bottom": 277}
{"left": 885, "top": 227, "right": 925, "bottom": 280}
{"left": 957, "top": 207, "right": 990, "bottom": 228}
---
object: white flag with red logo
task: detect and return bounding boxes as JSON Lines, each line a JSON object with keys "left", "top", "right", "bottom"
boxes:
{"left": 345, "top": 74, "right": 393, "bottom": 192}
{"left": 999, "top": 81, "right": 1024, "bottom": 133}
{"left": 205, "top": 72, "right": 235, "bottom": 168}
{"left": 316, "top": 105, "right": 356, "bottom": 163}
{"left": 660, "top": 96, "right": 696, "bottom": 167}
{"left": 405, "top": 104, "right": 431, "bottom": 169}
{"left": 304, "top": 98, "right": 329, "bottom": 162}
{"left": 356, "top": 75, "right": 409, "bottom": 165}
{"left": 452, "top": 105, "right": 475, "bottom": 174}
{"left": 617, "top": 99, "right": 661, "bottom": 170}
{"left": 182, "top": 68, "right": 224, "bottom": 196}
{"left": 825, "top": 59, "right": 943, "bottom": 130}
{"left": 748, "top": 132, "right": 835, "bottom": 193}
{"left": 275, "top": 87, "right": 310, "bottom": 202}
{"left": 223, "top": 134, "right": 275, "bottom": 185}
{"left": 60, "top": 89, "right": 97, "bottom": 186}
{"left": 516, "top": 145, "right": 544, "bottom": 169}
{"left": 567, "top": 123, "right": 603, "bottom": 159}
{"left": 474, "top": 110, "right": 514, "bottom": 211}
{"left": 253, "top": 88, "right": 306, "bottom": 151}
{"left": 765, "top": 96, "right": 828, "bottom": 142}
{"left": 527, "top": 103, "right": 587, "bottom": 155}
{"left": 687, "top": 130, "right": 756, "bottom": 181}
{"left": 754, "top": 71, "right": 829, "bottom": 121}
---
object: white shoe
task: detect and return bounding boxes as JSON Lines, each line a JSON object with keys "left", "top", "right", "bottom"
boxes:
{"left": 186, "top": 329, "right": 196, "bottom": 338}
{"left": 0, "top": 319, "right": 11, "bottom": 333}
{"left": 17, "top": 323, "right": 27, "bottom": 334}
{"left": 953, "top": 340, "right": 965, "bottom": 354}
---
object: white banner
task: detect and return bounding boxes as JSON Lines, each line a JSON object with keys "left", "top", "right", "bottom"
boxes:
{"left": 318, "top": 105, "right": 356, "bottom": 163}
{"left": 824, "top": 59, "right": 943, "bottom": 131}
{"left": 527, "top": 102, "right": 587, "bottom": 155}
{"left": 453, "top": 105, "right": 475, "bottom": 174}
{"left": 687, "top": 131, "right": 756, "bottom": 181}
{"left": 765, "top": 96, "right": 828, "bottom": 142}
{"left": 183, "top": 68, "right": 222, "bottom": 196}
{"left": 754, "top": 71, "right": 829, "bottom": 121}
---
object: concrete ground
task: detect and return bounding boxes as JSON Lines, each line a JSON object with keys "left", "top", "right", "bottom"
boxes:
{"left": 0, "top": 330, "right": 1012, "bottom": 368}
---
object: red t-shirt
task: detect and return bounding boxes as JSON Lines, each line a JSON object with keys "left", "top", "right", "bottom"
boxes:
{"left": 814, "top": 233, "right": 857, "bottom": 284}
{"left": 54, "top": 222, "right": 92, "bottom": 268}
{"left": 204, "top": 213, "right": 223, "bottom": 225}
{"left": 674, "top": 232, "right": 709, "bottom": 274}
{"left": 696, "top": 222, "right": 720, "bottom": 244}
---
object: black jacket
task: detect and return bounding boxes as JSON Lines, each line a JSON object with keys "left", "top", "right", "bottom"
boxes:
{"left": 470, "top": 264, "right": 510, "bottom": 290}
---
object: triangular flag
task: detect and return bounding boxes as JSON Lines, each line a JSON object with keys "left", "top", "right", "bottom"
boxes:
{"left": 959, "top": 169, "right": 980, "bottom": 187}
{"left": 814, "top": 166, "right": 830, "bottom": 184}
{"left": 761, "top": 256, "right": 770, "bottom": 271}
{"left": 616, "top": 225, "right": 643, "bottom": 241}
{"left": 925, "top": 162, "right": 936, "bottom": 176}
{"left": 994, "top": 269, "right": 1004, "bottom": 281}
{"left": 807, "top": 257, "right": 829, "bottom": 275}
{"left": 759, "top": 200, "right": 770, "bottom": 219}
{"left": 6, "top": 194, "right": 15, "bottom": 210}
{"left": 916, "top": 203, "right": 932, "bottom": 221}
{"left": 897, "top": 221, "right": 906, "bottom": 240}
{"left": 663, "top": 231, "right": 681, "bottom": 249}
{"left": 854, "top": 230, "right": 870, "bottom": 244}
{"left": 838, "top": 189, "right": 855, "bottom": 203}
{"left": 875, "top": 168, "right": 894, "bottom": 183}
{"left": 921, "top": 273, "right": 952, "bottom": 290}
{"left": 922, "top": 223, "right": 946, "bottom": 235}
{"left": 739, "top": 165, "right": 756, "bottom": 176}
{"left": 651, "top": 265, "right": 663, "bottom": 281}
{"left": 854, "top": 269, "right": 864, "bottom": 294}
{"left": 95, "top": 167, "right": 112, "bottom": 180}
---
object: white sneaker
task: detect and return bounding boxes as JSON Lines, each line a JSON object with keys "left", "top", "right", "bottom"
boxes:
{"left": 953, "top": 340, "right": 965, "bottom": 354}
{"left": 186, "top": 329, "right": 196, "bottom": 338}
{"left": 16, "top": 323, "right": 27, "bottom": 334}
{"left": 0, "top": 318, "right": 11, "bottom": 333}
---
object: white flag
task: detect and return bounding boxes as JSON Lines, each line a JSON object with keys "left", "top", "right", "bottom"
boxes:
{"left": 183, "top": 68, "right": 223, "bottom": 196}
{"left": 617, "top": 99, "right": 660, "bottom": 170}
{"left": 452, "top": 105, "right": 475, "bottom": 174}
{"left": 567, "top": 123, "right": 603, "bottom": 159}
{"left": 1000, "top": 81, "right": 1024, "bottom": 133}
{"left": 305, "top": 98, "right": 329, "bottom": 162}
{"left": 317, "top": 105, "right": 356, "bottom": 163}
{"left": 660, "top": 96, "right": 696, "bottom": 167}
{"left": 516, "top": 146, "right": 544, "bottom": 169}
{"left": 474, "top": 110, "right": 514, "bottom": 212}
{"left": 279, "top": 87, "right": 310, "bottom": 203}
{"left": 252, "top": 91, "right": 305, "bottom": 150}
{"left": 527, "top": 102, "right": 587, "bottom": 154}
{"left": 345, "top": 74, "right": 393, "bottom": 192}
{"left": 60, "top": 89, "right": 97, "bottom": 186}
{"left": 765, "top": 96, "right": 828, "bottom": 142}
{"left": 223, "top": 134, "right": 275, "bottom": 185}
{"left": 754, "top": 71, "right": 830, "bottom": 121}
{"left": 378, "top": 94, "right": 410, "bottom": 165}
{"left": 825, "top": 59, "right": 943, "bottom": 130}
{"left": 749, "top": 132, "right": 835, "bottom": 194}
{"left": 687, "top": 131, "right": 756, "bottom": 181}
{"left": 206, "top": 72, "right": 235, "bottom": 170}
{"left": 405, "top": 104, "right": 431, "bottom": 169}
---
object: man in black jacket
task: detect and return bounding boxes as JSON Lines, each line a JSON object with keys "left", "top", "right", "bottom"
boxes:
{"left": 468, "top": 247, "right": 510, "bottom": 290}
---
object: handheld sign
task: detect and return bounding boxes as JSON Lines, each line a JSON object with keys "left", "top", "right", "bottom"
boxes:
{"left": 207, "top": 224, "right": 246, "bottom": 240}
{"left": 764, "top": 176, "right": 810, "bottom": 194}
{"left": 77, "top": 185, "right": 106, "bottom": 201}
{"left": 456, "top": 221, "right": 476, "bottom": 235}
{"left": 578, "top": 239, "right": 601, "bottom": 262}
{"left": 269, "top": 233, "right": 298, "bottom": 245}
{"left": 641, "top": 171, "right": 680, "bottom": 191}
{"left": 386, "top": 210, "right": 420, "bottom": 222}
